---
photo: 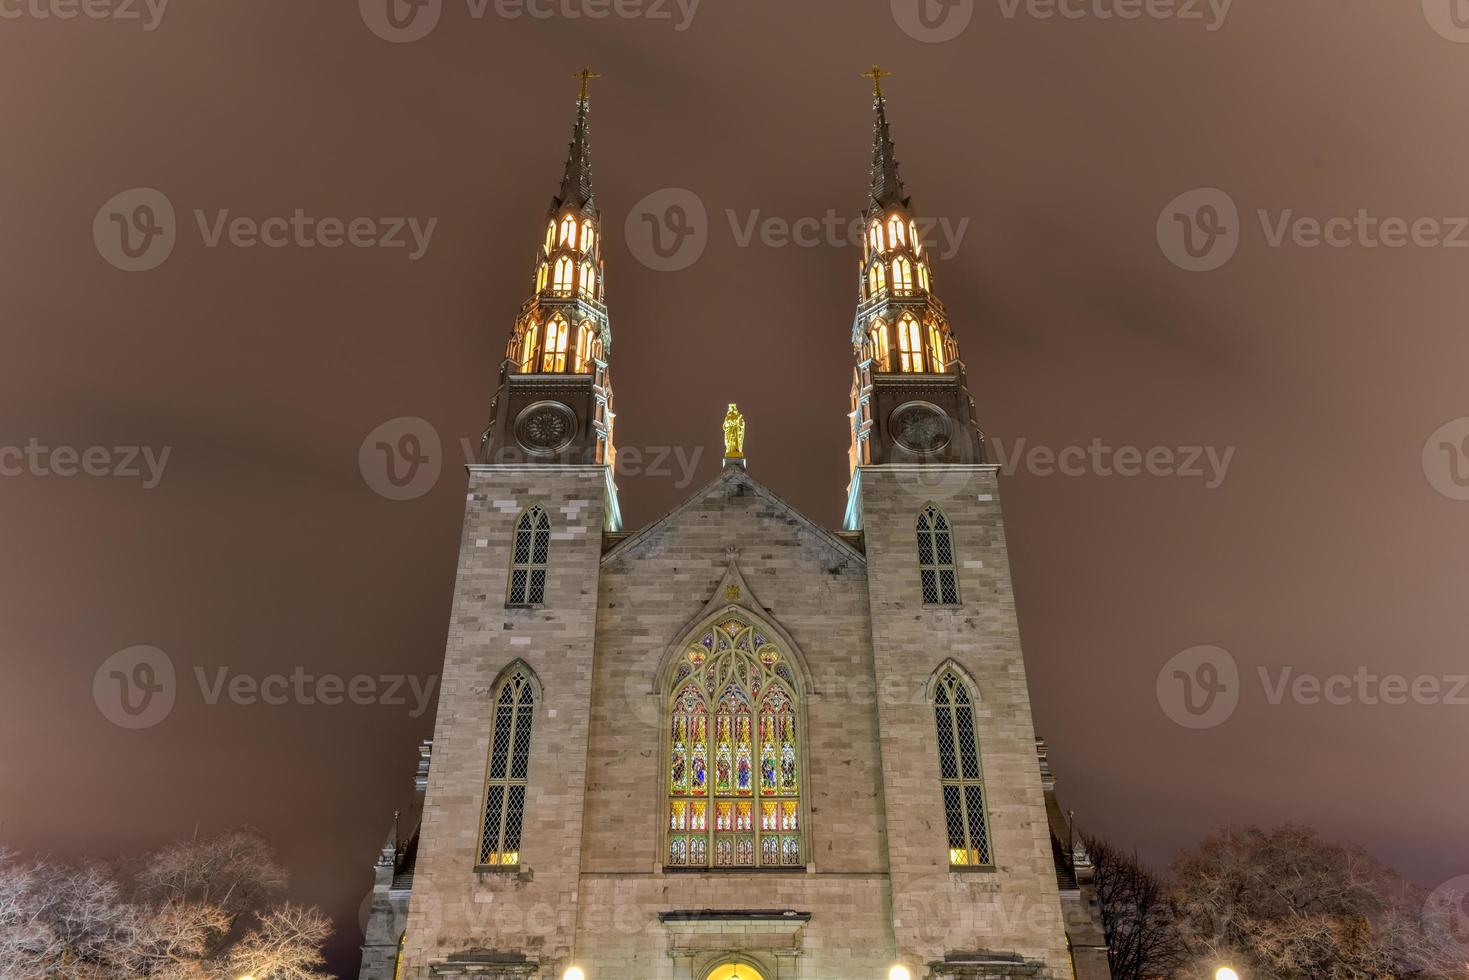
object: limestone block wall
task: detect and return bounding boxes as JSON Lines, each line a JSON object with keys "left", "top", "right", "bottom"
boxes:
{"left": 855, "top": 465, "right": 1071, "bottom": 978}
{"left": 399, "top": 466, "right": 610, "bottom": 980}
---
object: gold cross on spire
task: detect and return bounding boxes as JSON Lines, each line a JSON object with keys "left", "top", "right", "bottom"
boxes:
{"left": 573, "top": 66, "right": 602, "bottom": 101}
{"left": 861, "top": 64, "right": 893, "bottom": 99}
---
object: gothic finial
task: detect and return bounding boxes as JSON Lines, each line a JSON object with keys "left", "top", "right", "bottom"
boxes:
{"left": 861, "top": 64, "right": 893, "bottom": 99}
{"left": 573, "top": 66, "right": 602, "bottom": 102}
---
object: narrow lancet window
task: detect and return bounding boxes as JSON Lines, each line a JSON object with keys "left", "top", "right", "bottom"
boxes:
{"left": 917, "top": 504, "right": 959, "bottom": 605}
{"left": 479, "top": 669, "right": 535, "bottom": 867}
{"left": 507, "top": 506, "right": 551, "bottom": 606}
{"left": 933, "top": 670, "right": 991, "bottom": 867}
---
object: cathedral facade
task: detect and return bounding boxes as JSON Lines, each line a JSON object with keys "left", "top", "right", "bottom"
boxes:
{"left": 360, "top": 70, "right": 1110, "bottom": 980}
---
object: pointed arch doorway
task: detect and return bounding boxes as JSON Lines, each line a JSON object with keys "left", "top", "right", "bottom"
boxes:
{"left": 705, "top": 964, "right": 765, "bottom": 980}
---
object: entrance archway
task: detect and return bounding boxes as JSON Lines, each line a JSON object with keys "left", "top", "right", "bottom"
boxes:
{"left": 705, "top": 964, "right": 765, "bottom": 980}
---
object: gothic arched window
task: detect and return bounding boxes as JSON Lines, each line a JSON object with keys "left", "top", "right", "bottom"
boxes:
{"left": 581, "top": 220, "right": 596, "bottom": 253}
{"left": 871, "top": 320, "right": 891, "bottom": 371}
{"left": 559, "top": 213, "right": 578, "bottom": 247}
{"left": 868, "top": 261, "right": 886, "bottom": 299}
{"left": 535, "top": 262, "right": 547, "bottom": 294}
{"left": 542, "top": 318, "right": 569, "bottom": 372}
{"left": 580, "top": 262, "right": 596, "bottom": 299}
{"left": 917, "top": 504, "right": 959, "bottom": 605}
{"left": 519, "top": 321, "right": 539, "bottom": 373}
{"left": 507, "top": 505, "right": 551, "bottom": 606}
{"left": 893, "top": 256, "right": 914, "bottom": 295}
{"left": 927, "top": 323, "right": 946, "bottom": 374}
{"left": 888, "top": 214, "right": 907, "bottom": 248}
{"left": 869, "top": 221, "right": 883, "bottom": 254}
{"left": 478, "top": 668, "right": 536, "bottom": 867}
{"left": 575, "top": 322, "right": 593, "bottom": 372}
{"left": 917, "top": 261, "right": 930, "bottom": 292}
{"left": 553, "top": 256, "right": 574, "bottom": 295}
{"left": 897, "top": 315, "right": 923, "bottom": 372}
{"left": 544, "top": 220, "right": 556, "bottom": 254}
{"left": 933, "top": 669, "right": 992, "bottom": 867}
{"left": 667, "top": 617, "right": 803, "bottom": 869}
{"left": 910, "top": 219, "right": 923, "bottom": 254}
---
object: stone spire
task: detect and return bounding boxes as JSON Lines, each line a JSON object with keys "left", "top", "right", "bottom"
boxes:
{"left": 865, "top": 66, "right": 910, "bottom": 218}
{"left": 553, "top": 68, "right": 600, "bottom": 214}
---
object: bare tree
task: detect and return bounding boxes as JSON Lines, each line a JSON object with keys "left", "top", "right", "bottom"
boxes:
{"left": 1082, "top": 834, "right": 1189, "bottom": 980}
{"left": 1169, "top": 825, "right": 1462, "bottom": 980}
{"left": 0, "top": 829, "right": 330, "bottom": 980}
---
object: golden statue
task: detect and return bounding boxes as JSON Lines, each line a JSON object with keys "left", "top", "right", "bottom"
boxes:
{"left": 722, "top": 403, "right": 746, "bottom": 459}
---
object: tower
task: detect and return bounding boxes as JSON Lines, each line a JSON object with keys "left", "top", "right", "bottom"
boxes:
{"left": 845, "top": 70, "right": 1079, "bottom": 979}
{"left": 846, "top": 66, "right": 985, "bottom": 529}
{"left": 389, "top": 70, "right": 618, "bottom": 980}
{"left": 480, "top": 67, "right": 621, "bottom": 530}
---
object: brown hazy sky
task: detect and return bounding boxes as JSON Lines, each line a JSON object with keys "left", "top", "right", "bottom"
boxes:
{"left": 4, "top": 0, "right": 1469, "bottom": 974}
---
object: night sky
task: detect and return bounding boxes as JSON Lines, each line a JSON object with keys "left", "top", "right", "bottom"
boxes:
{"left": 3, "top": 1, "right": 1468, "bottom": 975}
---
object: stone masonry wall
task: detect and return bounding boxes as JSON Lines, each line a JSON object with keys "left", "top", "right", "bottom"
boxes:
{"left": 399, "top": 466, "right": 609, "bottom": 980}
{"left": 856, "top": 465, "right": 1072, "bottom": 979}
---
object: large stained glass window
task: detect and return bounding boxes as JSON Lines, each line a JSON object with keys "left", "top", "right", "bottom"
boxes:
{"left": 479, "top": 669, "right": 535, "bottom": 867}
{"left": 667, "top": 617, "right": 802, "bottom": 869}
{"left": 933, "top": 669, "right": 992, "bottom": 867}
